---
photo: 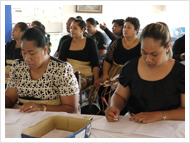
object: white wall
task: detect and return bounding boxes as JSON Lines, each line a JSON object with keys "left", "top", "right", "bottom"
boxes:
{"left": 60, "top": 3, "right": 188, "bottom": 35}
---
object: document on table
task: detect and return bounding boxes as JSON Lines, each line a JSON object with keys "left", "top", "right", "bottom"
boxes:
{"left": 5, "top": 109, "right": 24, "bottom": 124}
{"left": 134, "top": 121, "right": 182, "bottom": 138}
{"left": 20, "top": 111, "right": 68, "bottom": 126}
{"left": 91, "top": 116, "right": 140, "bottom": 134}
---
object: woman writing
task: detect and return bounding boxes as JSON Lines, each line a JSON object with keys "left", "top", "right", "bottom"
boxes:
{"left": 105, "top": 22, "right": 185, "bottom": 123}
{"left": 58, "top": 19, "right": 100, "bottom": 92}
{"left": 5, "top": 27, "right": 79, "bottom": 113}
{"left": 89, "top": 17, "right": 141, "bottom": 115}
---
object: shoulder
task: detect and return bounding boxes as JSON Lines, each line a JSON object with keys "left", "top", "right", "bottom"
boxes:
{"left": 50, "top": 56, "right": 73, "bottom": 69}
{"left": 61, "top": 34, "right": 71, "bottom": 40}
{"left": 87, "top": 37, "right": 96, "bottom": 43}
{"left": 122, "top": 57, "right": 139, "bottom": 71}
{"left": 172, "top": 60, "right": 185, "bottom": 76}
{"left": 11, "top": 59, "right": 26, "bottom": 68}
{"left": 5, "top": 40, "right": 16, "bottom": 47}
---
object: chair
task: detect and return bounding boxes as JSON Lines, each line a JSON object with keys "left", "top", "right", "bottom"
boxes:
{"left": 74, "top": 71, "right": 81, "bottom": 113}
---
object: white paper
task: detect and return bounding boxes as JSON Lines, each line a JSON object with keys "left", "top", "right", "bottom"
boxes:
{"left": 20, "top": 111, "right": 68, "bottom": 126}
{"left": 41, "top": 129, "right": 73, "bottom": 138}
{"left": 91, "top": 116, "right": 140, "bottom": 134}
{"left": 134, "top": 121, "right": 182, "bottom": 138}
{"left": 5, "top": 109, "right": 24, "bottom": 124}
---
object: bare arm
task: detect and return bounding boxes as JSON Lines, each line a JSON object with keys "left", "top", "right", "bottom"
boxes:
{"left": 98, "top": 49, "right": 107, "bottom": 57}
{"left": 101, "top": 61, "right": 112, "bottom": 82}
{"left": 104, "top": 83, "right": 130, "bottom": 121}
{"left": 19, "top": 94, "right": 79, "bottom": 114}
{"left": 5, "top": 87, "right": 18, "bottom": 108}
{"left": 129, "top": 93, "right": 185, "bottom": 123}
{"left": 93, "top": 66, "right": 101, "bottom": 87}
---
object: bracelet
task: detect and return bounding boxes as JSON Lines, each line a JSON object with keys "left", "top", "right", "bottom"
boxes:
{"left": 43, "top": 105, "right": 47, "bottom": 111}
{"left": 162, "top": 111, "right": 166, "bottom": 120}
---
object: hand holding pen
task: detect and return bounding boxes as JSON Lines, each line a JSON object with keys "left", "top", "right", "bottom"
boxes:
{"left": 102, "top": 97, "right": 120, "bottom": 122}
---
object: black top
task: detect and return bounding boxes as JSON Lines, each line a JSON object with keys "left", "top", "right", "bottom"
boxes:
{"left": 91, "top": 31, "right": 107, "bottom": 50}
{"left": 119, "top": 57, "right": 185, "bottom": 114}
{"left": 58, "top": 37, "right": 99, "bottom": 69}
{"left": 105, "top": 38, "right": 141, "bottom": 65}
{"left": 172, "top": 34, "right": 185, "bottom": 61}
{"left": 56, "top": 34, "right": 71, "bottom": 52}
{"left": 5, "top": 40, "right": 23, "bottom": 66}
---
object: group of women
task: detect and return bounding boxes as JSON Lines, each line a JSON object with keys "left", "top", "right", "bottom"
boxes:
{"left": 5, "top": 16, "right": 185, "bottom": 123}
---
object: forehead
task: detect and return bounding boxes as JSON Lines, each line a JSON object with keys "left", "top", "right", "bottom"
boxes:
{"left": 13, "top": 24, "right": 20, "bottom": 29}
{"left": 71, "top": 21, "right": 79, "bottom": 26}
{"left": 21, "top": 40, "right": 37, "bottom": 50}
{"left": 141, "top": 37, "right": 163, "bottom": 50}
{"left": 113, "top": 22, "right": 119, "bottom": 26}
{"left": 124, "top": 22, "right": 133, "bottom": 26}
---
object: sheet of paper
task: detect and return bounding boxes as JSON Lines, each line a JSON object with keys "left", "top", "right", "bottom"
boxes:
{"left": 134, "top": 121, "right": 182, "bottom": 138}
{"left": 20, "top": 111, "right": 68, "bottom": 126}
{"left": 41, "top": 129, "right": 73, "bottom": 138}
{"left": 91, "top": 116, "right": 140, "bottom": 134}
{"left": 5, "top": 109, "right": 24, "bottom": 124}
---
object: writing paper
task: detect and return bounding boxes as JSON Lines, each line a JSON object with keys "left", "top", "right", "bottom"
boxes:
{"left": 91, "top": 116, "right": 140, "bottom": 134}
{"left": 5, "top": 109, "right": 24, "bottom": 124}
{"left": 134, "top": 121, "right": 182, "bottom": 138}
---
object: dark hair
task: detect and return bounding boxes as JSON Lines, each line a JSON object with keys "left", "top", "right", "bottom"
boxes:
{"left": 112, "top": 19, "right": 124, "bottom": 27}
{"left": 76, "top": 16, "right": 83, "bottom": 20}
{"left": 125, "top": 17, "right": 140, "bottom": 34}
{"left": 31, "top": 20, "right": 44, "bottom": 30}
{"left": 17, "top": 22, "right": 28, "bottom": 32}
{"left": 73, "top": 19, "right": 86, "bottom": 30}
{"left": 140, "top": 22, "right": 172, "bottom": 57}
{"left": 69, "top": 17, "right": 76, "bottom": 21}
{"left": 86, "top": 17, "right": 99, "bottom": 25}
{"left": 21, "top": 27, "right": 46, "bottom": 48}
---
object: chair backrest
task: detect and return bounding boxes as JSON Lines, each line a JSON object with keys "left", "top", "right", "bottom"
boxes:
{"left": 74, "top": 71, "right": 81, "bottom": 113}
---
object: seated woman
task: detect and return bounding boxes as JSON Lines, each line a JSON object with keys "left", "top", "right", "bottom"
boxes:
{"left": 88, "top": 17, "right": 141, "bottom": 115}
{"left": 100, "top": 19, "right": 124, "bottom": 44}
{"left": 5, "top": 27, "right": 79, "bottom": 113}
{"left": 172, "top": 34, "right": 185, "bottom": 62}
{"left": 105, "top": 22, "right": 185, "bottom": 123}
{"left": 58, "top": 19, "right": 100, "bottom": 92}
{"left": 86, "top": 17, "right": 107, "bottom": 60}
{"left": 55, "top": 17, "right": 76, "bottom": 58}
{"left": 31, "top": 20, "right": 52, "bottom": 55}
{"left": 5, "top": 22, "right": 28, "bottom": 88}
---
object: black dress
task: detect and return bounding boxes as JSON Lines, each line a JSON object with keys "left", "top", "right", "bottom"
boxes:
{"left": 172, "top": 34, "right": 185, "bottom": 61}
{"left": 119, "top": 57, "right": 185, "bottom": 114}
{"left": 5, "top": 40, "right": 23, "bottom": 88}
{"left": 91, "top": 31, "right": 107, "bottom": 60}
{"left": 5, "top": 40, "right": 23, "bottom": 66}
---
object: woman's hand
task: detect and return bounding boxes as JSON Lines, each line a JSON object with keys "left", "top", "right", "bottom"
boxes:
{"left": 19, "top": 101, "right": 43, "bottom": 113}
{"left": 93, "top": 78, "right": 101, "bottom": 87}
{"left": 128, "top": 111, "right": 163, "bottom": 123}
{"left": 104, "top": 106, "right": 120, "bottom": 122}
{"left": 101, "top": 74, "right": 110, "bottom": 83}
{"left": 100, "top": 23, "right": 107, "bottom": 30}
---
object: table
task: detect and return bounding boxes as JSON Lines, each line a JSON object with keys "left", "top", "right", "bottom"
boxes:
{"left": 5, "top": 109, "right": 185, "bottom": 140}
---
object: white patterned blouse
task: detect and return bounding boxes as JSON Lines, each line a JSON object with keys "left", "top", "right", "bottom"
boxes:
{"left": 7, "top": 56, "right": 79, "bottom": 100}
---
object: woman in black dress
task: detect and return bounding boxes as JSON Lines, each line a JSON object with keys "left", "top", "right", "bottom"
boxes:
{"left": 88, "top": 17, "right": 141, "bottom": 115}
{"left": 58, "top": 19, "right": 100, "bottom": 92}
{"left": 105, "top": 22, "right": 185, "bottom": 123}
{"left": 86, "top": 17, "right": 107, "bottom": 60}
{"left": 5, "top": 22, "right": 28, "bottom": 87}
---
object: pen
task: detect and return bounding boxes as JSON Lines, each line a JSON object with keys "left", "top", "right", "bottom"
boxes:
{"left": 102, "top": 97, "right": 118, "bottom": 121}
